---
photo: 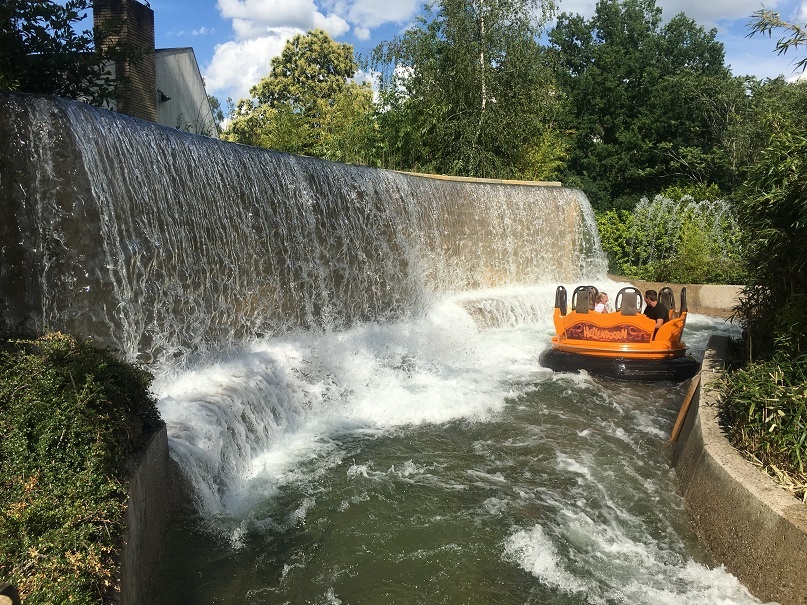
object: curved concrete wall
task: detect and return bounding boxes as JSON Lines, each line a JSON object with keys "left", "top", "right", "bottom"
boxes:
{"left": 673, "top": 335, "right": 807, "bottom": 605}
{"left": 610, "top": 276, "right": 741, "bottom": 318}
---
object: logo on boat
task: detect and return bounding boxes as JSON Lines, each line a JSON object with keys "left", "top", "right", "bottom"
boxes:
{"left": 566, "top": 322, "right": 651, "bottom": 343}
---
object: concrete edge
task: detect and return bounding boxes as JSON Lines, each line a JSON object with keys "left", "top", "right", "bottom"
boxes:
{"left": 118, "top": 424, "right": 184, "bottom": 605}
{"left": 672, "top": 334, "right": 807, "bottom": 605}
{"left": 394, "top": 170, "right": 562, "bottom": 187}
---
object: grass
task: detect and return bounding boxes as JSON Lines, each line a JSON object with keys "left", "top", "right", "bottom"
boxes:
{"left": 0, "top": 333, "right": 161, "bottom": 604}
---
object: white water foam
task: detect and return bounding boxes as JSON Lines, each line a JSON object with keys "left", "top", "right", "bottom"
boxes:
{"left": 155, "top": 287, "right": 556, "bottom": 517}
{"left": 504, "top": 522, "right": 773, "bottom": 604}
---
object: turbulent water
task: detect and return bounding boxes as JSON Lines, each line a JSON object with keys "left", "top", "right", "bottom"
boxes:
{"left": 151, "top": 284, "right": 765, "bottom": 605}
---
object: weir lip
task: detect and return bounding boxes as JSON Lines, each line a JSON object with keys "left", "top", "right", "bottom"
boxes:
{"left": 673, "top": 334, "right": 807, "bottom": 605}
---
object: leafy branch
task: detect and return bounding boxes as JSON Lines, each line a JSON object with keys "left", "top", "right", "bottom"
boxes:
{"left": 747, "top": 8, "right": 807, "bottom": 73}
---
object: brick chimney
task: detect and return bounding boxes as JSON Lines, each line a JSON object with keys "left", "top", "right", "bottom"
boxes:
{"left": 94, "top": 0, "right": 157, "bottom": 122}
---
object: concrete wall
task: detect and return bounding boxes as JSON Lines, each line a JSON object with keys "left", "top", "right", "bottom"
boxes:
{"left": 610, "top": 276, "right": 741, "bottom": 318}
{"left": 673, "top": 335, "right": 807, "bottom": 605}
{"left": 118, "top": 425, "right": 182, "bottom": 605}
{"left": 156, "top": 48, "right": 217, "bottom": 136}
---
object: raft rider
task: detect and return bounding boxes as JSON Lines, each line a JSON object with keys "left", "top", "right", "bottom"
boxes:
{"left": 643, "top": 289, "right": 669, "bottom": 330}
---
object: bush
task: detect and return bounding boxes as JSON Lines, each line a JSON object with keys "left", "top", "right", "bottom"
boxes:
{"left": 0, "top": 333, "right": 161, "bottom": 604}
{"left": 596, "top": 192, "right": 746, "bottom": 284}
{"left": 717, "top": 353, "right": 807, "bottom": 499}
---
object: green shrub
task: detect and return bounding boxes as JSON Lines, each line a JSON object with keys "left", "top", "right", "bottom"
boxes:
{"left": 596, "top": 192, "right": 746, "bottom": 284}
{"left": 717, "top": 353, "right": 807, "bottom": 499}
{"left": 0, "top": 333, "right": 161, "bottom": 604}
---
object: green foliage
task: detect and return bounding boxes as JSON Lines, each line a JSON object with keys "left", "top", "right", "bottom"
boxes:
{"left": 717, "top": 355, "right": 807, "bottom": 497}
{"left": 222, "top": 29, "right": 378, "bottom": 165}
{"left": 369, "top": 0, "right": 563, "bottom": 179}
{"left": 720, "top": 10, "right": 807, "bottom": 492}
{"left": 251, "top": 29, "right": 357, "bottom": 113}
{"left": 549, "top": 0, "right": 736, "bottom": 205}
{"left": 596, "top": 192, "right": 746, "bottom": 283}
{"left": 0, "top": 333, "right": 161, "bottom": 604}
{"left": 735, "top": 81, "right": 807, "bottom": 359}
{"left": 208, "top": 95, "right": 225, "bottom": 131}
{"left": 748, "top": 8, "right": 807, "bottom": 74}
{"left": 659, "top": 182, "right": 722, "bottom": 203}
{"left": 595, "top": 209, "right": 635, "bottom": 275}
{"left": 0, "top": 0, "right": 135, "bottom": 106}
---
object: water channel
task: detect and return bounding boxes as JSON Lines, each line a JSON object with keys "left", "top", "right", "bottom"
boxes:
{"left": 152, "top": 285, "right": 762, "bottom": 605}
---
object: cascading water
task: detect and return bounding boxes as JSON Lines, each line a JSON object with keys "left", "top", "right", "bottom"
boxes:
{"left": 0, "top": 93, "right": 766, "bottom": 604}
{"left": 0, "top": 93, "right": 603, "bottom": 366}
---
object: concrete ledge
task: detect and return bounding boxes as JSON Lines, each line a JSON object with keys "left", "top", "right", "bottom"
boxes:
{"left": 609, "top": 277, "right": 742, "bottom": 318}
{"left": 673, "top": 335, "right": 807, "bottom": 605}
{"left": 395, "top": 170, "right": 562, "bottom": 187}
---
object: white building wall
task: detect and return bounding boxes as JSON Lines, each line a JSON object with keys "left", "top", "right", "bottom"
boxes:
{"left": 155, "top": 48, "right": 217, "bottom": 137}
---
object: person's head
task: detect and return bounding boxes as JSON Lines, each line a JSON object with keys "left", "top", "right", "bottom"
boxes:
{"left": 596, "top": 292, "right": 608, "bottom": 304}
{"left": 644, "top": 289, "right": 658, "bottom": 306}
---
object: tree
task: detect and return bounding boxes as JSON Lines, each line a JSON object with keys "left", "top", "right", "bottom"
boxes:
{"left": 223, "top": 29, "right": 378, "bottom": 164}
{"left": 0, "top": 0, "right": 131, "bottom": 105}
{"left": 735, "top": 80, "right": 807, "bottom": 358}
{"left": 549, "top": 0, "right": 734, "bottom": 208}
{"left": 208, "top": 94, "right": 225, "bottom": 131}
{"left": 369, "top": 0, "right": 564, "bottom": 179}
{"left": 251, "top": 29, "right": 357, "bottom": 113}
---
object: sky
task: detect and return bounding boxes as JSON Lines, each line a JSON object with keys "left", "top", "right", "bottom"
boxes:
{"left": 147, "top": 0, "right": 807, "bottom": 103}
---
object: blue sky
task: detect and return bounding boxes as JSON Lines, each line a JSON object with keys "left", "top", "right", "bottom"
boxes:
{"left": 147, "top": 0, "right": 807, "bottom": 103}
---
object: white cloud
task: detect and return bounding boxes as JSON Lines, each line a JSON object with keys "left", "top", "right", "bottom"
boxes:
{"left": 658, "top": 0, "right": 779, "bottom": 25}
{"left": 217, "top": 0, "right": 318, "bottom": 28}
{"left": 218, "top": 0, "right": 350, "bottom": 39}
{"left": 204, "top": 0, "right": 422, "bottom": 102}
{"left": 204, "top": 32, "right": 295, "bottom": 100}
{"left": 334, "top": 0, "right": 422, "bottom": 29}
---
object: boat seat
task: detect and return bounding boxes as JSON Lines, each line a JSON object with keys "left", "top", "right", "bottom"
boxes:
{"left": 621, "top": 293, "right": 639, "bottom": 316}
{"left": 575, "top": 294, "right": 590, "bottom": 313}
{"left": 660, "top": 286, "right": 677, "bottom": 320}
{"left": 572, "top": 285, "right": 597, "bottom": 314}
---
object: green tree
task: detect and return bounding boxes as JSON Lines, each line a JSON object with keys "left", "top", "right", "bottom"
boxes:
{"left": 732, "top": 10, "right": 807, "bottom": 357}
{"left": 208, "top": 94, "right": 224, "bottom": 130}
{"left": 0, "top": 0, "right": 132, "bottom": 105}
{"left": 549, "top": 0, "right": 734, "bottom": 208}
{"left": 715, "top": 11, "right": 807, "bottom": 500}
{"left": 369, "top": 0, "right": 564, "bottom": 179}
{"left": 251, "top": 29, "right": 357, "bottom": 112}
{"left": 223, "top": 29, "right": 378, "bottom": 164}
{"left": 735, "top": 85, "right": 807, "bottom": 358}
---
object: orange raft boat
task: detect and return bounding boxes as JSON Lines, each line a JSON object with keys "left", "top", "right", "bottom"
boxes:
{"left": 539, "top": 285, "right": 701, "bottom": 381}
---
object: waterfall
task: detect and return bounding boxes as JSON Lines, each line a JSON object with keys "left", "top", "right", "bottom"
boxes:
{"left": 1, "top": 93, "right": 609, "bottom": 515}
{"left": 0, "top": 93, "right": 605, "bottom": 367}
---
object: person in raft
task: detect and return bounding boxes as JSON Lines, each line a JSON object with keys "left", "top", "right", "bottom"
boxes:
{"left": 643, "top": 289, "right": 669, "bottom": 329}
{"left": 594, "top": 292, "right": 609, "bottom": 313}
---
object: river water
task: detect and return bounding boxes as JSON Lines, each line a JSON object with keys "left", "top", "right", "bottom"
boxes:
{"left": 151, "top": 284, "right": 767, "bottom": 605}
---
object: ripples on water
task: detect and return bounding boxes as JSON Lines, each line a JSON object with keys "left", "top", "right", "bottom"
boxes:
{"left": 154, "top": 287, "right": 768, "bottom": 605}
